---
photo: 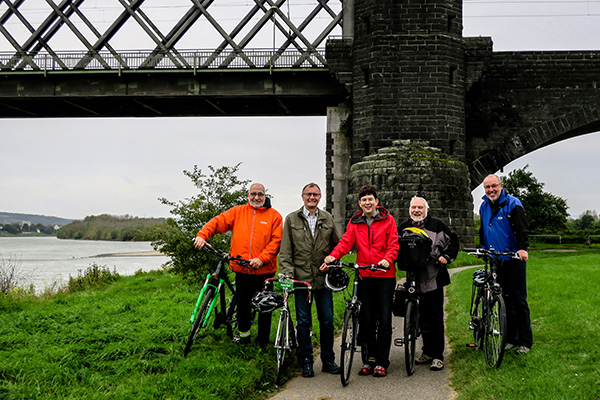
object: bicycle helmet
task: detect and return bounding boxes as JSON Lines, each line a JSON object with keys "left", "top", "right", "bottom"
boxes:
{"left": 472, "top": 269, "right": 488, "bottom": 286}
{"left": 325, "top": 267, "right": 350, "bottom": 292}
{"left": 402, "top": 227, "right": 430, "bottom": 239}
{"left": 251, "top": 290, "right": 284, "bottom": 313}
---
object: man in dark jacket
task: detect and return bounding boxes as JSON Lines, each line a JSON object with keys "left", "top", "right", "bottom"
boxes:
{"left": 479, "top": 174, "right": 532, "bottom": 355}
{"left": 279, "top": 183, "right": 340, "bottom": 377}
{"left": 398, "top": 196, "right": 459, "bottom": 371}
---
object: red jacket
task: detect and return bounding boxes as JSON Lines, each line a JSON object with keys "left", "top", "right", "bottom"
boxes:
{"left": 329, "top": 206, "right": 399, "bottom": 278}
{"left": 197, "top": 200, "right": 282, "bottom": 275}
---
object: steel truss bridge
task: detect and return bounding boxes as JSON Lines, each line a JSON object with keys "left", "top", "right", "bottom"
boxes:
{"left": 0, "top": 0, "right": 348, "bottom": 117}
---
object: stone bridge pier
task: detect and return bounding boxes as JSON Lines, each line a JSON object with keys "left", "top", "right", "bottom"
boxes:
{"left": 325, "top": 0, "right": 475, "bottom": 244}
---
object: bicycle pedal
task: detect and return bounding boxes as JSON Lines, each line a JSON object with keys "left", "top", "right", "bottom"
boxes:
{"left": 394, "top": 338, "right": 404, "bottom": 347}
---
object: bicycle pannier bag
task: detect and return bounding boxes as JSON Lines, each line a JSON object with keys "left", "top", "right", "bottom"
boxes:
{"left": 397, "top": 227, "right": 432, "bottom": 271}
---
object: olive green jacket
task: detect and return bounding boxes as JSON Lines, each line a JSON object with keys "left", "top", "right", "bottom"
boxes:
{"left": 278, "top": 207, "right": 340, "bottom": 290}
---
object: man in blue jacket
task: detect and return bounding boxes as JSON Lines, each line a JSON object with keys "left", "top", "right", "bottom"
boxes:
{"left": 479, "top": 174, "right": 533, "bottom": 355}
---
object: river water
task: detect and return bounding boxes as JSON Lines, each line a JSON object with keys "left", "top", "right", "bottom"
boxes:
{"left": 0, "top": 236, "right": 170, "bottom": 292}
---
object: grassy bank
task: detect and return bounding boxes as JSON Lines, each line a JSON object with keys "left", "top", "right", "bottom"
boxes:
{"left": 446, "top": 249, "right": 600, "bottom": 400}
{"left": 2, "top": 249, "right": 598, "bottom": 399}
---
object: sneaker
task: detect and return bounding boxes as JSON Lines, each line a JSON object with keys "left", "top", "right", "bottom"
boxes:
{"left": 321, "top": 361, "right": 340, "bottom": 374}
{"left": 373, "top": 365, "right": 387, "bottom": 377}
{"left": 358, "top": 365, "right": 373, "bottom": 376}
{"left": 516, "top": 346, "right": 530, "bottom": 355}
{"left": 430, "top": 359, "right": 444, "bottom": 371}
{"left": 301, "top": 361, "right": 315, "bottom": 378}
{"left": 504, "top": 343, "right": 515, "bottom": 351}
{"left": 415, "top": 354, "right": 433, "bottom": 365}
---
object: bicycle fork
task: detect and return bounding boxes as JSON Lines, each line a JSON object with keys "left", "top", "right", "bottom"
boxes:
{"left": 190, "top": 276, "right": 223, "bottom": 325}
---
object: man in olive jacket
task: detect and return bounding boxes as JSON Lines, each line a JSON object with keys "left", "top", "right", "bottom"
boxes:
{"left": 279, "top": 183, "right": 340, "bottom": 378}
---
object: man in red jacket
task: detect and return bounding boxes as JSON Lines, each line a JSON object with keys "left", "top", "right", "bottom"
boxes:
{"left": 322, "top": 185, "right": 399, "bottom": 377}
{"left": 194, "top": 183, "right": 283, "bottom": 347}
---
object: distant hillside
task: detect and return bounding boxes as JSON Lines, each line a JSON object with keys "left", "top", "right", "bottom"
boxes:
{"left": 0, "top": 212, "right": 76, "bottom": 226}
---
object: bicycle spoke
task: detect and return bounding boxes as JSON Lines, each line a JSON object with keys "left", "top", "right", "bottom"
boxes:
{"left": 340, "top": 310, "right": 356, "bottom": 386}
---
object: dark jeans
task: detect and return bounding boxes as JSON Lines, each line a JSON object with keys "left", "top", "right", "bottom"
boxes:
{"left": 358, "top": 277, "right": 396, "bottom": 369}
{"left": 295, "top": 288, "right": 335, "bottom": 364}
{"left": 419, "top": 286, "right": 445, "bottom": 361}
{"left": 235, "top": 272, "right": 275, "bottom": 345}
{"left": 497, "top": 259, "right": 533, "bottom": 348}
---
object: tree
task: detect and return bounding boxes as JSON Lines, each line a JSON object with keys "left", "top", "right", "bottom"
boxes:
{"left": 150, "top": 164, "right": 250, "bottom": 280}
{"left": 501, "top": 165, "right": 569, "bottom": 234}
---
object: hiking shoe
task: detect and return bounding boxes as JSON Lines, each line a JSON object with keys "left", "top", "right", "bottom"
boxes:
{"left": 301, "top": 362, "right": 314, "bottom": 378}
{"left": 373, "top": 365, "right": 387, "bottom": 377}
{"left": 415, "top": 354, "right": 433, "bottom": 364}
{"left": 516, "top": 346, "right": 530, "bottom": 355}
{"left": 321, "top": 361, "right": 340, "bottom": 374}
{"left": 430, "top": 359, "right": 444, "bottom": 371}
{"left": 358, "top": 365, "right": 373, "bottom": 376}
{"left": 504, "top": 343, "right": 515, "bottom": 351}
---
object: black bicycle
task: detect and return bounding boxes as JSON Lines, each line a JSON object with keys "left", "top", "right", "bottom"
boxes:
{"left": 464, "top": 247, "right": 519, "bottom": 368}
{"left": 393, "top": 267, "right": 421, "bottom": 376}
{"left": 184, "top": 244, "right": 251, "bottom": 356}
{"left": 323, "top": 261, "right": 388, "bottom": 387}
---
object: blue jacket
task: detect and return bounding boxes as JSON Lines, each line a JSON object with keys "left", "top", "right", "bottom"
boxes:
{"left": 479, "top": 189, "right": 529, "bottom": 260}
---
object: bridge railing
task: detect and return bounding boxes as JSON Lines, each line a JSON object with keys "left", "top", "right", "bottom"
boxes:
{"left": 0, "top": 49, "right": 327, "bottom": 72}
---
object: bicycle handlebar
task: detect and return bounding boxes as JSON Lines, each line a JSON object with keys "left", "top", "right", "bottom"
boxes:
{"left": 200, "top": 243, "right": 253, "bottom": 271}
{"left": 324, "top": 261, "right": 389, "bottom": 272}
{"left": 264, "top": 277, "right": 313, "bottom": 302}
{"left": 464, "top": 248, "right": 520, "bottom": 260}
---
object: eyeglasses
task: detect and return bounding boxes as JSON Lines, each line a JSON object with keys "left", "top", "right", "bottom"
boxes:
{"left": 302, "top": 192, "right": 321, "bottom": 197}
{"left": 484, "top": 183, "right": 501, "bottom": 190}
{"left": 249, "top": 192, "right": 265, "bottom": 197}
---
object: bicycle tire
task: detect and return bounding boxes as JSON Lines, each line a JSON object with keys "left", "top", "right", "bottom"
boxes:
{"left": 484, "top": 294, "right": 507, "bottom": 368}
{"left": 340, "top": 309, "right": 357, "bottom": 386}
{"left": 184, "top": 286, "right": 215, "bottom": 356}
{"left": 224, "top": 292, "right": 238, "bottom": 339}
{"left": 276, "top": 310, "right": 288, "bottom": 384}
{"left": 470, "top": 285, "right": 485, "bottom": 350}
{"left": 404, "top": 300, "right": 418, "bottom": 376}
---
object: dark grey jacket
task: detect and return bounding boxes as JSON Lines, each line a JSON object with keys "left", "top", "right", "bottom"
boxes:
{"left": 279, "top": 207, "right": 340, "bottom": 290}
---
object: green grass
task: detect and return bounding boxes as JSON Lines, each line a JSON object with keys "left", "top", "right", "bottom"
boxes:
{"left": 446, "top": 249, "right": 600, "bottom": 400}
{"left": 3, "top": 250, "right": 598, "bottom": 399}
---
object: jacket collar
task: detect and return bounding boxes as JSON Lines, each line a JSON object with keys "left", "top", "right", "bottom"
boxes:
{"left": 351, "top": 206, "right": 389, "bottom": 224}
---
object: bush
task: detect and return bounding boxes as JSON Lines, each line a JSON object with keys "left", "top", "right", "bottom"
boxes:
{"left": 149, "top": 164, "right": 250, "bottom": 281}
{"left": 66, "top": 263, "right": 120, "bottom": 293}
{"left": 0, "top": 254, "right": 33, "bottom": 295}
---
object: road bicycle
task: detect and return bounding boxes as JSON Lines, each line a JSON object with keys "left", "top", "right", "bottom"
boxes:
{"left": 183, "top": 244, "right": 252, "bottom": 357}
{"left": 323, "top": 261, "right": 387, "bottom": 387}
{"left": 261, "top": 276, "right": 312, "bottom": 384}
{"left": 464, "top": 247, "right": 519, "bottom": 368}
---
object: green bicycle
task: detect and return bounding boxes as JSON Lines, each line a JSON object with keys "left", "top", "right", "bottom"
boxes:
{"left": 183, "top": 244, "right": 251, "bottom": 356}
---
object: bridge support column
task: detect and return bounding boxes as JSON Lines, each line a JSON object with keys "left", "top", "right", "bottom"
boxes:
{"left": 326, "top": 104, "right": 352, "bottom": 234}
{"left": 347, "top": 140, "right": 475, "bottom": 246}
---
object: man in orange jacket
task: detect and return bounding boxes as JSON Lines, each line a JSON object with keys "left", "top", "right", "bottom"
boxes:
{"left": 194, "top": 183, "right": 283, "bottom": 346}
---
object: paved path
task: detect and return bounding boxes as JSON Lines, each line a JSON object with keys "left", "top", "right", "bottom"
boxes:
{"left": 268, "top": 268, "right": 473, "bottom": 400}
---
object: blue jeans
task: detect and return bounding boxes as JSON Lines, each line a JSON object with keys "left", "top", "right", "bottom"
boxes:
{"left": 295, "top": 288, "right": 335, "bottom": 364}
{"left": 497, "top": 259, "right": 533, "bottom": 348}
{"left": 358, "top": 277, "right": 396, "bottom": 369}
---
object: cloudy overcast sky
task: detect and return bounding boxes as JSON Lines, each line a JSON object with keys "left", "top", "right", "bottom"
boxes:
{"left": 1, "top": 1, "right": 599, "bottom": 222}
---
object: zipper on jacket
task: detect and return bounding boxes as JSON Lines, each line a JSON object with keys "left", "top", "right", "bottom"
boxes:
{"left": 248, "top": 209, "right": 256, "bottom": 261}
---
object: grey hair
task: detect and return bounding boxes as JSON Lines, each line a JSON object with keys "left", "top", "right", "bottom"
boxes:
{"left": 410, "top": 196, "right": 430, "bottom": 210}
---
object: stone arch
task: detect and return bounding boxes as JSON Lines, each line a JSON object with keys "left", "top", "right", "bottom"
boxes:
{"left": 469, "top": 106, "right": 600, "bottom": 189}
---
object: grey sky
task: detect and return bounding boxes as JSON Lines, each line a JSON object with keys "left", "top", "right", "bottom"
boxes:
{"left": 1, "top": 3, "right": 599, "bottom": 222}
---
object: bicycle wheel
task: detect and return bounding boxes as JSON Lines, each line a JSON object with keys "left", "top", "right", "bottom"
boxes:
{"left": 340, "top": 309, "right": 357, "bottom": 386}
{"left": 287, "top": 314, "right": 297, "bottom": 349}
{"left": 184, "top": 287, "right": 215, "bottom": 356}
{"left": 484, "top": 294, "right": 507, "bottom": 368}
{"left": 470, "top": 285, "right": 485, "bottom": 350}
{"left": 275, "top": 310, "right": 288, "bottom": 383}
{"left": 404, "top": 300, "right": 418, "bottom": 376}
{"left": 224, "top": 292, "right": 238, "bottom": 339}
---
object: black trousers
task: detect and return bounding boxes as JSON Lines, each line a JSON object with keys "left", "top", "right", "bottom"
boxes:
{"left": 419, "top": 286, "right": 445, "bottom": 361}
{"left": 358, "top": 277, "right": 396, "bottom": 369}
{"left": 235, "top": 272, "right": 275, "bottom": 344}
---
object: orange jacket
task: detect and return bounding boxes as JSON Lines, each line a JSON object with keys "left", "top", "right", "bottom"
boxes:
{"left": 197, "top": 200, "right": 282, "bottom": 275}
